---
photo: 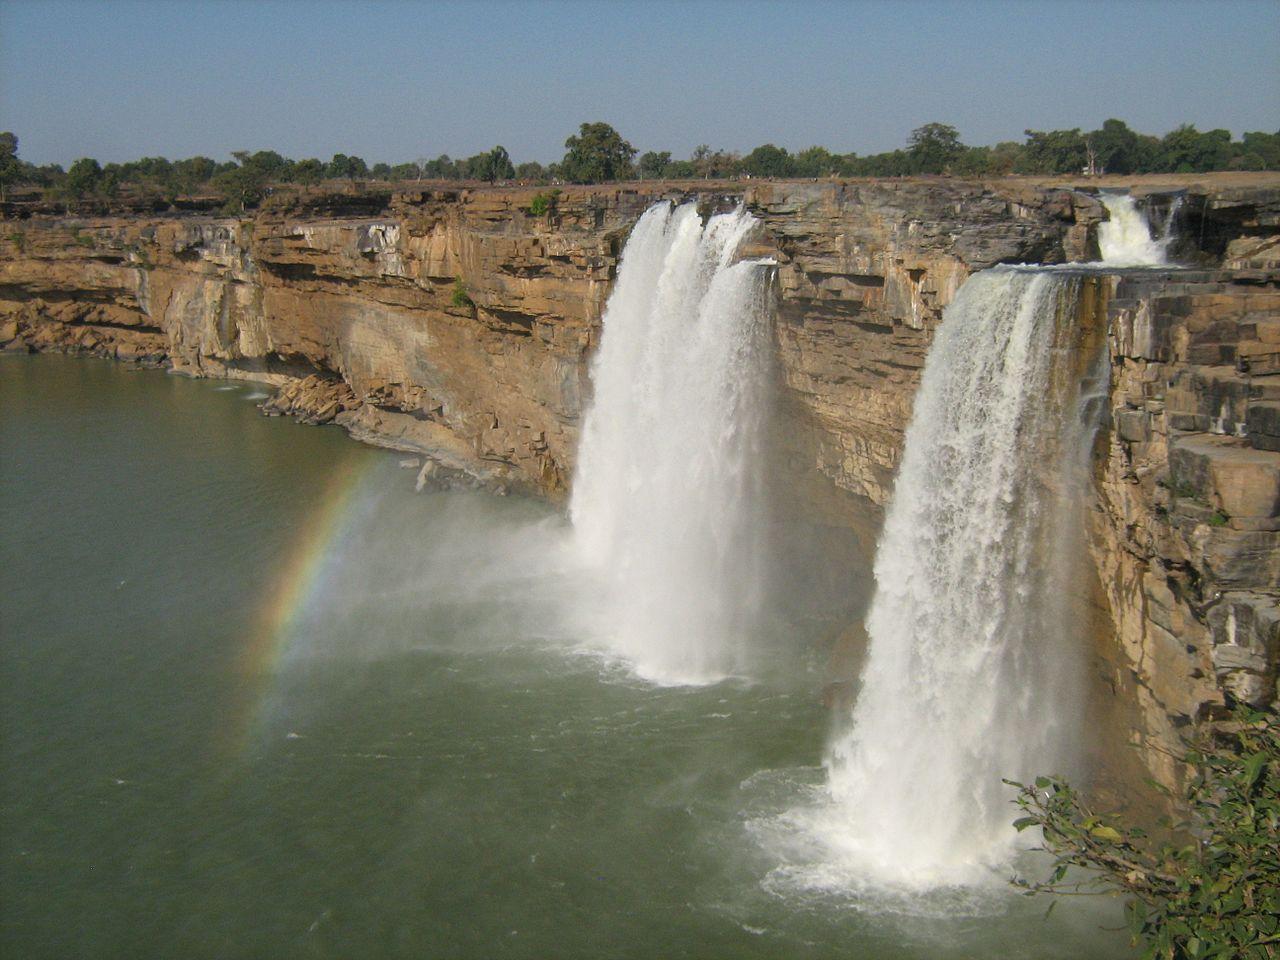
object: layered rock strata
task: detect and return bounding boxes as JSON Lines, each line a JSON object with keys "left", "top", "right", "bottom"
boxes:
{"left": 0, "top": 180, "right": 1104, "bottom": 503}
{"left": 1097, "top": 270, "right": 1280, "bottom": 782}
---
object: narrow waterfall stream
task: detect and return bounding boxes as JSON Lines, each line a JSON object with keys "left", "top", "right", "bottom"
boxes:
{"left": 570, "top": 201, "right": 776, "bottom": 685}
{"left": 1098, "top": 192, "right": 1179, "bottom": 265}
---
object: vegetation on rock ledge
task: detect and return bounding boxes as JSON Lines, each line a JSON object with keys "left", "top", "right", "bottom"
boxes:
{"left": 1008, "top": 708, "right": 1279, "bottom": 959}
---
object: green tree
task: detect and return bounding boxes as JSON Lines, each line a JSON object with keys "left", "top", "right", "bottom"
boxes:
{"left": 422, "top": 154, "right": 458, "bottom": 179}
{"left": 1239, "top": 131, "right": 1280, "bottom": 170}
{"left": 793, "top": 145, "right": 839, "bottom": 178}
{"left": 29, "top": 162, "right": 64, "bottom": 188}
{"left": 65, "top": 157, "right": 103, "bottom": 200}
{"left": 908, "top": 122, "right": 964, "bottom": 173}
{"left": 241, "top": 150, "right": 288, "bottom": 181}
{"left": 636, "top": 150, "right": 671, "bottom": 179}
{"left": 515, "top": 160, "right": 546, "bottom": 180}
{"left": 1087, "top": 119, "right": 1150, "bottom": 175}
{"left": 560, "top": 122, "right": 636, "bottom": 183}
{"left": 952, "top": 146, "right": 993, "bottom": 176}
{"left": 689, "top": 144, "right": 738, "bottom": 179}
{"left": 172, "top": 156, "right": 216, "bottom": 195}
{"left": 464, "top": 145, "right": 514, "bottom": 183}
{"left": 0, "top": 132, "right": 21, "bottom": 200}
{"left": 212, "top": 151, "right": 275, "bottom": 211}
{"left": 742, "top": 143, "right": 796, "bottom": 178}
{"left": 851, "top": 149, "right": 912, "bottom": 177}
{"left": 1010, "top": 708, "right": 1279, "bottom": 959}
{"left": 1018, "top": 128, "right": 1089, "bottom": 174}
{"left": 326, "top": 153, "right": 352, "bottom": 179}
{"left": 293, "top": 158, "right": 325, "bottom": 186}
{"left": 1157, "top": 125, "right": 1233, "bottom": 173}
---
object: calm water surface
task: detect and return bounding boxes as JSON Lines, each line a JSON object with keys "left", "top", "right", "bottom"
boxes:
{"left": 0, "top": 355, "right": 1131, "bottom": 959}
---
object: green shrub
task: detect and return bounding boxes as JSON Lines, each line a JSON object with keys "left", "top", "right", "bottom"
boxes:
{"left": 1208, "top": 512, "right": 1230, "bottom": 527}
{"left": 528, "top": 188, "right": 560, "bottom": 217}
{"left": 450, "top": 277, "right": 473, "bottom": 309}
{"left": 1008, "top": 708, "right": 1279, "bottom": 959}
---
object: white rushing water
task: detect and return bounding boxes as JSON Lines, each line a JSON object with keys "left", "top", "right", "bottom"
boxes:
{"left": 758, "top": 267, "right": 1097, "bottom": 902}
{"left": 570, "top": 201, "right": 775, "bottom": 685}
{"left": 1098, "top": 192, "right": 1179, "bottom": 266}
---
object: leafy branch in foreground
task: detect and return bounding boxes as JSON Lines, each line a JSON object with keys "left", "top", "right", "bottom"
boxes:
{"left": 1007, "top": 708, "right": 1279, "bottom": 960}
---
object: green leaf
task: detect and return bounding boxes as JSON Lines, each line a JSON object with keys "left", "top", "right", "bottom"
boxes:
{"left": 1128, "top": 900, "right": 1147, "bottom": 936}
{"left": 1013, "top": 816, "right": 1038, "bottom": 832}
{"left": 1242, "top": 752, "right": 1267, "bottom": 789}
{"left": 1090, "top": 825, "right": 1124, "bottom": 842}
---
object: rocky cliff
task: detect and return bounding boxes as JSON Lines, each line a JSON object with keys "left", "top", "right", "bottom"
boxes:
{"left": 0, "top": 179, "right": 1101, "bottom": 499}
{"left": 3, "top": 174, "right": 1278, "bottom": 786}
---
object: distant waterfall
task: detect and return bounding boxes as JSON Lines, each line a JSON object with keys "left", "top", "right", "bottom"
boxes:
{"left": 570, "top": 202, "right": 775, "bottom": 685}
{"left": 819, "top": 267, "right": 1096, "bottom": 890}
{"left": 1098, "top": 192, "right": 1179, "bottom": 266}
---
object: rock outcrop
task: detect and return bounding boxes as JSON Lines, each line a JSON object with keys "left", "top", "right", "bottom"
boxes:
{"left": 3, "top": 174, "right": 1278, "bottom": 787}
{"left": 1096, "top": 270, "right": 1280, "bottom": 783}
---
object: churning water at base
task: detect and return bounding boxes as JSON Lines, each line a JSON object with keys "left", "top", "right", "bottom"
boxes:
{"left": 570, "top": 202, "right": 775, "bottom": 685}
{"left": 1098, "top": 192, "right": 1179, "bottom": 266}
{"left": 752, "top": 267, "right": 1100, "bottom": 904}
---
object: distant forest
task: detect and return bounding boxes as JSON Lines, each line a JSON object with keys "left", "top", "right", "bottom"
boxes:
{"left": 2, "top": 120, "right": 1278, "bottom": 212}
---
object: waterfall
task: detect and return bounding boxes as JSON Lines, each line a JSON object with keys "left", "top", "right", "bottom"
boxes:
{"left": 570, "top": 201, "right": 775, "bottom": 685}
{"left": 1098, "top": 192, "right": 1179, "bottom": 266}
{"left": 814, "top": 267, "right": 1096, "bottom": 891}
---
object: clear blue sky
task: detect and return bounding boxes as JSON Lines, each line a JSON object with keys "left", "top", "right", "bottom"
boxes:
{"left": 2, "top": 0, "right": 1277, "bottom": 167}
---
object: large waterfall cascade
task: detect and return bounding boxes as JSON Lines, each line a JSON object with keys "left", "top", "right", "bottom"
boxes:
{"left": 797, "top": 193, "right": 1177, "bottom": 895}
{"left": 569, "top": 201, "right": 776, "bottom": 685}
{"left": 819, "top": 268, "right": 1099, "bottom": 889}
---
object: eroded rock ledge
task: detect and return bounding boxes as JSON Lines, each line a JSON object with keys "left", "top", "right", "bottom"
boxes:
{"left": 3, "top": 174, "right": 1278, "bottom": 786}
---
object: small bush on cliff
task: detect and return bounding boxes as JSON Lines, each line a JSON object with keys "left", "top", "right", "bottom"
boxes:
{"left": 528, "top": 189, "right": 559, "bottom": 217}
{"left": 1008, "top": 708, "right": 1279, "bottom": 959}
{"left": 450, "top": 277, "right": 473, "bottom": 310}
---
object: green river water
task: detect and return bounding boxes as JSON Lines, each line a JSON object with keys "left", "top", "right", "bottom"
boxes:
{"left": 0, "top": 355, "right": 1132, "bottom": 959}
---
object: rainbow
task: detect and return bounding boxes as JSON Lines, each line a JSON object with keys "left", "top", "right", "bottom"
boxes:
{"left": 229, "top": 455, "right": 371, "bottom": 754}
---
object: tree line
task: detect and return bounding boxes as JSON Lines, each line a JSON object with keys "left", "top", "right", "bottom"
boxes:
{"left": 2, "top": 120, "right": 1278, "bottom": 211}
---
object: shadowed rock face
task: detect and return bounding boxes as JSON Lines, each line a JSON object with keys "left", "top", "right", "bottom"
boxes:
{"left": 3, "top": 175, "right": 1278, "bottom": 787}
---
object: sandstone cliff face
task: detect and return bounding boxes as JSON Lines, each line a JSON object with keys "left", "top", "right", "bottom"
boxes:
{"left": 1096, "top": 270, "right": 1280, "bottom": 783}
{"left": 3, "top": 190, "right": 630, "bottom": 494}
{"left": 4, "top": 176, "right": 1278, "bottom": 787}
{"left": 1, "top": 179, "right": 1101, "bottom": 505}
